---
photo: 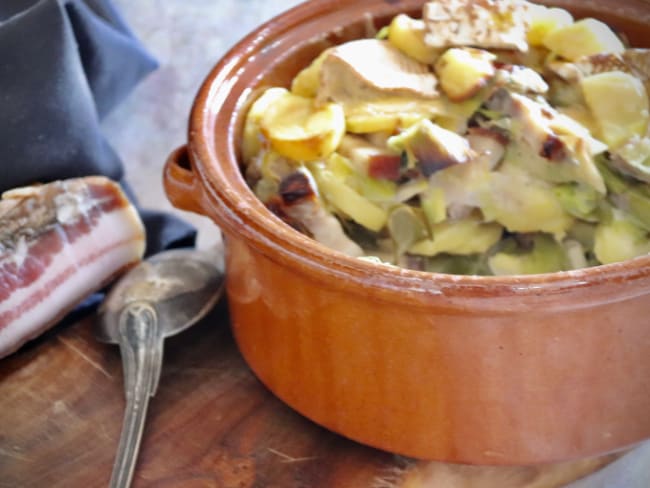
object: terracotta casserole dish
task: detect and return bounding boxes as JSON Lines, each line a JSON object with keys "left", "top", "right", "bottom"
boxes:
{"left": 164, "top": 0, "right": 650, "bottom": 465}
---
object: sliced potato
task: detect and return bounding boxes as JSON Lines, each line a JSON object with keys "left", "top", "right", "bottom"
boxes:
{"left": 553, "top": 183, "right": 601, "bottom": 221}
{"left": 598, "top": 158, "right": 650, "bottom": 231}
{"left": 312, "top": 166, "right": 388, "bottom": 231}
{"left": 325, "top": 152, "right": 354, "bottom": 180}
{"left": 479, "top": 169, "right": 574, "bottom": 238}
{"left": 527, "top": 4, "right": 573, "bottom": 46}
{"left": 291, "top": 50, "right": 330, "bottom": 98}
{"left": 543, "top": 18, "right": 625, "bottom": 61}
{"left": 345, "top": 98, "right": 442, "bottom": 133}
{"left": 594, "top": 212, "right": 650, "bottom": 264}
{"left": 435, "top": 48, "right": 496, "bottom": 102}
{"left": 345, "top": 113, "right": 398, "bottom": 133}
{"left": 409, "top": 219, "right": 502, "bottom": 256}
{"left": 581, "top": 71, "right": 650, "bottom": 148}
{"left": 556, "top": 105, "right": 599, "bottom": 137}
{"left": 610, "top": 135, "right": 650, "bottom": 183}
{"left": 395, "top": 178, "right": 429, "bottom": 203}
{"left": 261, "top": 92, "right": 345, "bottom": 162}
{"left": 488, "top": 234, "right": 568, "bottom": 275}
{"left": 347, "top": 112, "right": 423, "bottom": 133}
{"left": 355, "top": 175, "right": 397, "bottom": 202}
{"left": 435, "top": 96, "right": 485, "bottom": 133}
{"left": 388, "top": 14, "right": 440, "bottom": 64}
{"left": 421, "top": 187, "right": 447, "bottom": 227}
{"left": 242, "top": 87, "right": 289, "bottom": 162}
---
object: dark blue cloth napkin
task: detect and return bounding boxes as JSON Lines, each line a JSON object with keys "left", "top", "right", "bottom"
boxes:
{"left": 0, "top": 0, "right": 196, "bottom": 331}
{"left": 0, "top": 0, "right": 196, "bottom": 255}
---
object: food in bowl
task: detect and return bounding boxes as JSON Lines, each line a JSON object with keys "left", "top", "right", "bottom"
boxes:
{"left": 241, "top": 0, "right": 650, "bottom": 275}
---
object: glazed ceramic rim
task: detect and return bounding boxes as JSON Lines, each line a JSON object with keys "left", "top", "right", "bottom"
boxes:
{"left": 187, "top": 0, "right": 650, "bottom": 307}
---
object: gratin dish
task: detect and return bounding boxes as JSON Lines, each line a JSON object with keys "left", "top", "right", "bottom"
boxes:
{"left": 164, "top": 0, "right": 650, "bottom": 465}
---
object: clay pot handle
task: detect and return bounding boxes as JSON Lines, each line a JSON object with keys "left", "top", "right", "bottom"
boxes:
{"left": 163, "top": 145, "right": 207, "bottom": 216}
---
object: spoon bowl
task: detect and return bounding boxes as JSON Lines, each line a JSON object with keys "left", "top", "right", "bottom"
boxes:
{"left": 97, "top": 247, "right": 224, "bottom": 342}
{"left": 95, "top": 246, "right": 224, "bottom": 488}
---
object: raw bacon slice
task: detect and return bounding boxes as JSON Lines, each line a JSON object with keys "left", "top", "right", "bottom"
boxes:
{"left": 0, "top": 176, "right": 146, "bottom": 358}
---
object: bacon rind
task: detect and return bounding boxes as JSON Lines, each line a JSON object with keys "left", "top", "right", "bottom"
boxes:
{"left": 0, "top": 177, "right": 145, "bottom": 358}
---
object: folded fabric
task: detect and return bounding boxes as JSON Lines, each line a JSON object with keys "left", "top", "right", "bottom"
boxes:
{"left": 0, "top": 0, "right": 196, "bottom": 254}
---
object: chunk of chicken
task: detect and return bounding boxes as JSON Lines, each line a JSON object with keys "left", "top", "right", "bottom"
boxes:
{"left": 466, "top": 126, "right": 508, "bottom": 170}
{"left": 494, "top": 64, "right": 549, "bottom": 94}
{"left": 316, "top": 39, "right": 438, "bottom": 107}
{"left": 548, "top": 49, "right": 650, "bottom": 93}
{"left": 422, "top": 0, "right": 531, "bottom": 52}
{"left": 609, "top": 136, "right": 650, "bottom": 184}
{"left": 275, "top": 168, "right": 363, "bottom": 257}
{"left": 388, "top": 119, "right": 474, "bottom": 177}
{"left": 485, "top": 89, "right": 607, "bottom": 192}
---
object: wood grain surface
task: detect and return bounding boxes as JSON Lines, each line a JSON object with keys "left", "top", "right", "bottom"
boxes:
{"left": 0, "top": 303, "right": 622, "bottom": 488}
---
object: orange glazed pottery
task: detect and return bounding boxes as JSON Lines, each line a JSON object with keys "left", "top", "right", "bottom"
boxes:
{"left": 164, "top": 0, "right": 650, "bottom": 465}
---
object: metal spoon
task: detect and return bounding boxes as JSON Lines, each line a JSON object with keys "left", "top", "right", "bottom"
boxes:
{"left": 95, "top": 246, "right": 225, "bottom": 488}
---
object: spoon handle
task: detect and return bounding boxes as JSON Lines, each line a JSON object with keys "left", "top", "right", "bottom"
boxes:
{"left": 110, "top": 302, "right": 164, "bottom": 488}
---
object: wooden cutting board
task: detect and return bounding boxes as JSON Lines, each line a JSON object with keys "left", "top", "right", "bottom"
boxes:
{"left": 0, "top": 303, "right": 622, "bottom": 487}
